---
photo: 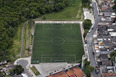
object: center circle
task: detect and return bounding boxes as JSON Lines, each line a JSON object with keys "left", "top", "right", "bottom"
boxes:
{"left": 51, "top": 37, "right": 65, "bottom": 45}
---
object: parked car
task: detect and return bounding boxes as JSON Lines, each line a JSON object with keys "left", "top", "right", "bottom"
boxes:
{"left": 92, "top": 27, "right": 94, "bottom": 29}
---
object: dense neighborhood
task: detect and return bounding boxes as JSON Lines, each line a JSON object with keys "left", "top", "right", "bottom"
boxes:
{"left": 92, "top": 0, "right": 116, "bottom": 77}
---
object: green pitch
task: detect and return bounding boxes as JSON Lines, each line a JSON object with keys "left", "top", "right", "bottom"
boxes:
{"left": 31, "top": 23, "right": 84, "bottom": 64}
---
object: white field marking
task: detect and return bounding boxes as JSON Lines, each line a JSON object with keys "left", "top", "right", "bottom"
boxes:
{"left": 35, "top": 21, "right": 82, "bottom": 24}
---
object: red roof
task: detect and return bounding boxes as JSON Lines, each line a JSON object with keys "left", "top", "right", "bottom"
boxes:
{"left": 47, "top": 66, "right": 85, "bottom": 77}
{"left": 71, "top": 66, "right": 85, "bottom": 77}
{"left": 66, "top": 70, "right": 75, "bottom": 76}
{"left": 102, "top": 73, "right": 116, "bottom": 77}
{"left": 47, "top": 71, "right": 68, "bottom": 77}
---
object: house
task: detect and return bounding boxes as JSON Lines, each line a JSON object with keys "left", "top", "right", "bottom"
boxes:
{"left": 93, "top": 0, "right": 116, "bottom": 76}
{"left": 0, "top": 60, "right": 7, "bottom": 66}
{"left": 102, "top": 73, "right": 116, "bottom": 77}
{"left": 47, "top": 66, "right": 85, "bottom": 77}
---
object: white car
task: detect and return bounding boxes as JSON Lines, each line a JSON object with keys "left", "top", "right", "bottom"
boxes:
{"left": 22, "top": 73, "right": 28, "bottom": 77}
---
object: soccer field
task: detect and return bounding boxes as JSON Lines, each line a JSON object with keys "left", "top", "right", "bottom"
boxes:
{"left": 31, "top": 23, "right": 84, "bottom": 64}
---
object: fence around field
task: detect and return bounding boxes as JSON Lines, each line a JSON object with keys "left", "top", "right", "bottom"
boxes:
{"left": 31, "top": 21, "right": 84, "bottom": 64}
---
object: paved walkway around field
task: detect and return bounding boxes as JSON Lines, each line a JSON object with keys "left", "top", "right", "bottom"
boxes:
{"left": 32, "top": 63, "right": 80, "bottom": 77}
{"left": 14, "top": 57, "right": 80, "bottom": 77}
{"left": 35, "top": 21, "right": 82, "bottom": 24}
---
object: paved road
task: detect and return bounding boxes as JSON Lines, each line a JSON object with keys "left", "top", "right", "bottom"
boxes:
{"left": 86, "top": 1, "right": 101, "bottom": 77}
{"left": 20, "top": 21, "right": 28, "bottom": 56}
{"left": 18, "top": 60, "right": 32, "bottom": 77}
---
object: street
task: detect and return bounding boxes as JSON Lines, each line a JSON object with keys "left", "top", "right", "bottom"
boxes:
{"left": 86, "top": 1, "right": 101, "bottom": 77}
{"left": 18, "top": 60, "right": 32, "bottom": 77}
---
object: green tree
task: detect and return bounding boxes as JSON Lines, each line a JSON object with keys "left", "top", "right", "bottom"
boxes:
{"left": 84, "top": 29, "right": 89, "bottom": 38}
{"left": 83, "top": 19, "right": 92, "bottom": 29}
{"left": 0, "top": 71, "right": 4, "bottom": 77}
{"left": 84, "top": 59, "right": 90, "bottom": 66}
{"left": 88, "top": 65, "right": 94, "bottom": 72}
{"left": 0, "top": 0, "right": 71, "bottom": 61}
{"left": 9, "top": 69, "right": 14, "bottom": 75}
{"left": 112, "top": 0, "right": 116, "bottom": 12}
{"left": 113, "top": 18, "right": 116, "bottom": 23}
{"left": 83, "top": 60, "right": 94, "bottom": 77}
{"left": 82, "top": 0, "right": 91, "bottom": 8}
{"left": 14, "top": 65, "right": 24, "bottom": 75}
{"left": 110, "top": 51, "right": 116, "bottom": 60}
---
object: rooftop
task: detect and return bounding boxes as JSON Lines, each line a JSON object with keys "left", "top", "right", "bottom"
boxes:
{"left": 47, "top": 66, "right": 85, "bottom": 77}
{"left": 70, "top": 66, "right": 85, "bottom": 77}
{"left": 100, "top": 54, "right": 109, "bottom": 60}
{"left": 102, "top": 60, "right": 111, "bottom": 66}
{"left": 102, "top": 73, "right": 116, "bottom": 77}
{"left": 47, "top": 71, "right": 68, "bottom": 77}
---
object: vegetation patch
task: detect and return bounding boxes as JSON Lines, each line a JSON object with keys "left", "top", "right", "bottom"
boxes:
{"left": 82, "top": 0, "right": 92, "bottom": 8}
{"left": 83, "top": 59, "right": 94, "bottom": 77}
{"left": 8, "top": 23, "right": 24, "bottom": 61}
{"left": 23, "top": 20, "right": 34, "bottom": 57}
{"left": 110, "top": 51, "right": 116, "bottom": 60}
{"left": 83, "top": 19, "right": 92, "bottom": 38}
{"left": 0, "top": 0, "right": 74, "bottom": 61}
{"left": 34, "top": 0, "right": 83, "bottom": 21}
{"left": 113, "top": 0, "right": 116, "bottom": 12}
{"left": 31, "top": 66, "right": 40, "bottom": 76}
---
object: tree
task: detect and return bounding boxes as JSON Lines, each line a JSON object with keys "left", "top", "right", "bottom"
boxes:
{"left": 88, "top": 65, "right": 94, "bottom": 72}
{"left": 82, "top": 0, "right": 91, "bottom": 8}
{"left": 0, "top": 71, "right": 4, "bottom": 77}
{"left": 83, "top": 19, "right": 92, "bottom": 29}
{"left": 84, "top": 29, "right": 89, "bottom": 38}
{"left": 84, "top": 59, "right": 90, "bottom": 66}
{"left": 83, "top": 59, "right": 94, "bottom": 77}
{"left": 110, "top": 51, "right": 116, "bottom": 60}
{"left": 9, "top": 69, "right": 14, "bottom": 75}
{"left": 0, "top": 0, "right": 71, "bottom": 61}
{"left": 14, "top": 65, "right": 24, "bottom": 75}
{"left": 113, "top": 18, "right": 116, "bottom": 23}
{"left": 112, "top": 0, "right": 116, "bottom": 12}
